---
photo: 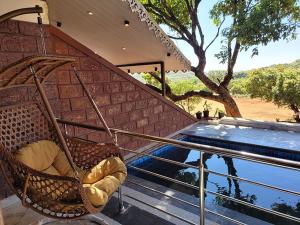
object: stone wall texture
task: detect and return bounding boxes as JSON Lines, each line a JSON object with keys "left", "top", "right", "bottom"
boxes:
{"left": 0, "top": 20, "right": 196, "bottom": 199}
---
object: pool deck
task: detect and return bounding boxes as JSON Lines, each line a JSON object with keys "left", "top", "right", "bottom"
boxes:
{"left": 181, "top": 121, "right": 300, "bottom": 151}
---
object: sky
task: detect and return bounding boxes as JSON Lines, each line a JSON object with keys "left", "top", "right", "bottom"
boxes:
{"left": 162, "top": 0, "right": 300, "bottom": 72}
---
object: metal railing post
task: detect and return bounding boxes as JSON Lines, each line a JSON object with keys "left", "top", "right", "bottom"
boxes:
{"left": 199, "top": 152, "right": 205, "bottom": 225}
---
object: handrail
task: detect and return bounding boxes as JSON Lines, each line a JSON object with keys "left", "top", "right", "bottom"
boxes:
{"left": 56, "top": 118, "right": 300, "bottom": 170}
{"left": 57, "top": 118, "right": 300, "bottom": 224}
{"left": 0, "top": 6, "right": 43, "bottom": 23}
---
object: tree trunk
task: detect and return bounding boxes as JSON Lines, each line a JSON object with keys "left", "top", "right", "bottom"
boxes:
{"left": 220, "top": 90, "right": 242, "bottom": 117}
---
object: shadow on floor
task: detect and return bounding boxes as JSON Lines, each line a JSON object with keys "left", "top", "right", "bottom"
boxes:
{"left": 102, "top": 197, "right": 174, "bottom": 225}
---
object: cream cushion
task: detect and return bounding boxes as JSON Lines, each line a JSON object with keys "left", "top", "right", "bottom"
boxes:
{"left": 15, "top": 140, "right": 127, "bottom": 207}
{"left": 15, "top": 140, "right": 60, "bottom": 171}
{"left": 82, "top": 157, "right": 127, "bottom": 206}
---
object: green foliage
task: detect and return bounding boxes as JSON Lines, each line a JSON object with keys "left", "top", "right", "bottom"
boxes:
{"left": 142, "top": 73, "right": 162, "bottom": 89}
{"left": 169, "top": 79, "right": 202, "bottom": 113}
{"left": 229, "top": 78, "right": 247, "bottom": 96}
{"left": 245, "top": 66, "right": 300, "bottom": 113}
{"left": 207, "top": 70, "right": 225, "bottom": 84}
{"left": 140, "top": 0, "right": 191, "bottom": 31}
{"left": 211, "top": 0, "right": 300, "bottom": 54}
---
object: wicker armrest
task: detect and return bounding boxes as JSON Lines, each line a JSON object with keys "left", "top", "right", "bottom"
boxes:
{"left": 65, "top": 136, "right": 123, "bottom": 170}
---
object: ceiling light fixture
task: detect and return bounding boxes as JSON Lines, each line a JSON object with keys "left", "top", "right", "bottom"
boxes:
{"left": 87, "top": 11, "right": 93, "bottom": 15}
{"left": 167, "top": 52, "right": 171, "bottom": 57}
{"left": 124, "top": 20, "right": 130, "bottom": 27}
{"left": 122, "top": 47, "right": 126, "bottom": 50}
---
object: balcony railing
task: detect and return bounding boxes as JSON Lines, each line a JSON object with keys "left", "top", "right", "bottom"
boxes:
{"left": 57, "top": 118, "right": 300, "bottom": 225}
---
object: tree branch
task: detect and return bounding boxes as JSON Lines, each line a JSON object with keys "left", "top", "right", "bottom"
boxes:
{"left": 147, "top": 72, "right": 222, "bottom": 103}
{"left": 146, "top": 84, "right": 223, "bottom": 102}
{"left": 221, "top": 41, "right": 241, "bottom": 87}
{"left": 205, "top": 17, "right": 225, "bottom": 52}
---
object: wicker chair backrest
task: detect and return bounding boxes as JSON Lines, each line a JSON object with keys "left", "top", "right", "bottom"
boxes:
{"left": 0, "top": 102, "right": 56, "bottom": 153}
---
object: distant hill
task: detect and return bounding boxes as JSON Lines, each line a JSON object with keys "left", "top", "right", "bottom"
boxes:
{"left": 132, "top": 59, "right": 300, "bottom": 82}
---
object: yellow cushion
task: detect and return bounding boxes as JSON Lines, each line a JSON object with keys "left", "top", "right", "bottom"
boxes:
{"left": 82, "top": 156, "right": 126, "bottom": 184}
{"left": 83, "top": 156, "right": 127, "bottom": 207}
{"left": 15, "top": 140, "right": 59, "bottom": 171}
{"left": 42, "top": 166, "right": 61, "bottom": 176}
{"left": 83, "top": 185, "right": 108, "bottom": 206}
{"left": 53, "top": 150, "right": 73, "bottom": 176}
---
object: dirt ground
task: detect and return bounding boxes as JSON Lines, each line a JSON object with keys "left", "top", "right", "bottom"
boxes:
{"left": 192, "top": 97, "right": 294, "bottom": 122}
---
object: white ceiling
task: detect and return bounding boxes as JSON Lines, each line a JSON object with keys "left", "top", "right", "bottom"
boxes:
{"left": 0, "top": 0, "right": 49, "bottom": 23}
{"left": 1, "top": 0, "right": 191, "bottom": 73}
{"left": 46, "top": 0, "right": 190, "bottom": 72}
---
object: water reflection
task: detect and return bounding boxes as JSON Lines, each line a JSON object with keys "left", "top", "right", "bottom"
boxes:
{"left": 131, "top": 146, "right": 300, "bottom": 224}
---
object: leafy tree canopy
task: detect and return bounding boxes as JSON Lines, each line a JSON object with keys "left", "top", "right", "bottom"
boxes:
{"left": 140, "top": 0, "right": 300, "bottom": 117}
{"left": 246, "top": 66, "right": 300, "bottom": 114}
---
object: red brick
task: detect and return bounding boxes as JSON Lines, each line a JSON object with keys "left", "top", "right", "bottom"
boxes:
{"left": 1, "top": 35, "right": 22, "bottom": 51}
{"left": 154, "top": 105, "right": 163, "bottom": 114}
{"left": 22, "top": 36, "right": 37, "bottom": 52}
{"left": 136, "top": 100, "right": 147, "bottom": 109}
{"left": 113, "top": 113, "right": 129, "bottom": 126}
{"left": 149, "top": 114, "right": 159, "bottom": 124}
{"left": 0, "top": 20, "right": 19, "bottom": 34}
{"left": 53, "top": 37, "right": 68, "bottom": 55}
{"left": 125, "top": 140, "right": 138, "bottom": 150}
{"left": 49, "top": 99, "right": 70, "bottom": 113}
{"left": 68, "top": 45, "right": 85, "bottom": 56}
{"left": 107, "top": 104, "right": 121, "bottom": 116}
{"left": 111, "top": 73, "right": 126, "bottom": 81}
{"left": 93, "top": 70, "right": 111, "bottom": 82}
{"left": 70, "top": 71, "right": 93, "bottom": 84}
{"left": 104, "top": 83, "right": 120, "bottom": 93}
{"left": 19, "top": 21, "right": 42, "bottom": 36}
{"left": 121, "top": 82, "right": 135, "bottom": 92}
{"left": 85, "top": 84, "right": 104, "bottom": 95}
{"left": 144, "top": 124, "right": 154, "bottom": 134}
{"left": 130, "top": 110, "right": 143, "bottom": 121}
{"left": 45, "top": 85, "right": 59, "bottom": 99}
{"left": 80, "top": 57, "right": 101, "bottom": 70}
{"left": 112, "top": 93, "right": 126, "bottom": 104}
{"left": 70, "top": 97, "right": 91, "bottom": 110}
{"left": 160, "top": 129, "right": 170, "bottom": 137}
{"left": 55, "top": 70, "right": 71, "bottom": 84}
{"left": 140, "top": 91, "right": 152, "bottom": 99}
{"left": 154, "top": 121, "right": 164, "bottom": 131}
{"left": 88, "top": 132, "right": 101, "bottom": 142}
{"left": 122, "top": 102, "right": 135, "bottom": 112}
{"left": 60, "top": 99, "right": 71, "bottom": 112}
{"left": 5, "top": 52, "right": 23, "bottom": 64}
{"left": 122, "top": 122, "right": 137, "bottom": 131}
{"left": 137, "top": 118, "right": 148, "bottom": 128}
{"left": 148, "top": 98, "right": 158, "bottom": 106}
{"left": 95, "top": 95, "right": 110, "bottom": 106}
{"left": 143, "top": 108, "right": 153, "bottom": 117}
{"left": 62, "top": 110, "right": 86, "bottom": 121}
{"left": 59, "top": 85, "right": 83, "bottom": 98}
{"left": 127, "top": 91, "right": 140, "bottom": 101}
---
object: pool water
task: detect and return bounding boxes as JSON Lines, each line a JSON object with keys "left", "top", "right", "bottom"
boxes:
{"left": 128, "top": 136, "right": 300, "bottom": 224}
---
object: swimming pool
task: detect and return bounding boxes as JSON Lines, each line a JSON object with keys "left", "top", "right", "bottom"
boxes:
{"left": 128, "top": 136, "right": 300, "bottom": 224}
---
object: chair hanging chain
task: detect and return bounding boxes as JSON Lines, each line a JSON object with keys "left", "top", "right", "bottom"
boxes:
{"left": 37, "top": 13, "right": 47, "bottom": 56}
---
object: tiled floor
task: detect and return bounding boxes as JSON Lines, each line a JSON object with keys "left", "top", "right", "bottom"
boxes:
{"left": 0, "top": 187, "right": 217, "bottom": 225}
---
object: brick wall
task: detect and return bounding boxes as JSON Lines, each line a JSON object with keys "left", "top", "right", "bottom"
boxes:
{"left": 0, "top": 20, "right": 196, "bottom": 199}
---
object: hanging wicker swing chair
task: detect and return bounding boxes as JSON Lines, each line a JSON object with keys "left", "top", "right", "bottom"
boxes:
{"left": 0, "top": 54, "right": 127, "bottom": 219}
{"left": 0, "top": 8, "right": 126, "bottom": 221}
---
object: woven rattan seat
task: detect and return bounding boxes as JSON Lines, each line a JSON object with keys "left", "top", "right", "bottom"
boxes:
{"left": 0, "top": 53, "right": 126, "bottom": 220}
{"left": 0, "top": 102, "right": 124, "bottom": 219}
